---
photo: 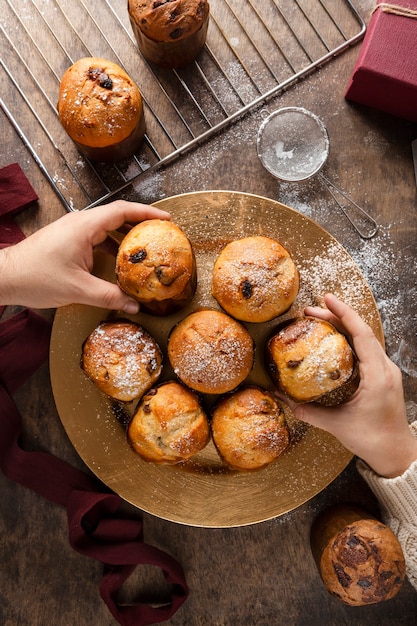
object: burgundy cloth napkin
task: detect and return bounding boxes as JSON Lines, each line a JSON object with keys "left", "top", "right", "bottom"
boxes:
{"left": 0, "top": 164, "right": 188, "bottom": 625}
{"left": 0, "top": 162, "right": 38, "bottom": 216}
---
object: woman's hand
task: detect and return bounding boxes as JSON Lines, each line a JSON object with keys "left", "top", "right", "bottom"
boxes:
{"left": 0, "top": 200, "right": 170, "bottom": 313}
{"left": 283, "top": 293, "right": 417, "bottom": 478}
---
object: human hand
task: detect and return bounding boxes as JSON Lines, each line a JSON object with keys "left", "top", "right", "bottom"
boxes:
{"left": 0, "top": 200, "right": 170, "bottom": 313}
{"left": 283, "top": 293, "right": 417, "bottom": 478}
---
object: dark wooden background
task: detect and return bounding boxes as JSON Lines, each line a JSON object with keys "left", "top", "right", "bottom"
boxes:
{"left": 1, "top": 0, "right": 417, "bottom": 624}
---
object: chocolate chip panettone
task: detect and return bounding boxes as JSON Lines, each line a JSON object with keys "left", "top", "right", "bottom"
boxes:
{"left": 128, "top": 0, "right": 210, "bottom": 68}
{"left": 311, "top": 504, "right": 406, "bottom": 606}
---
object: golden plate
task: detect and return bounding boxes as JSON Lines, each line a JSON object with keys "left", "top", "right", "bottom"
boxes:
{"left": 50, "top": 191, "right": 383, "bottom": 528}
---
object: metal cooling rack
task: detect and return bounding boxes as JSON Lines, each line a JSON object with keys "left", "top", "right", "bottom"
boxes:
{"left": 1, "top": 0, "right": 365, "bottom": 212}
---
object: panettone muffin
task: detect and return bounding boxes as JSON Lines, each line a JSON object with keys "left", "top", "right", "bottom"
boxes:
{"left": 311, "top": 504, "right": 406, "bottom": 606}
{"left": 116, "top": 219, "right": 197, "bottom": 316}
{"left": 212, "top": 236, "right": 300, "bottom": 323}
{"left": 127, "top": 380, "right": 210, "bottom": 463}
{"left": 167, "top": 309, "right": 255, "bottom": 394}
{"left": 57, "top": 57, "right": 145, "bottom": 163}
{"left": 211, "top": 386, "right": 290, "bottom": 470}
{"left": 267, "top": 317, "right": 356, "bottom": 404}
{"left": 81, "top": 319, "right": 162, "bottom": 402}
{"left": 128, "top": 0, "right": 210, "bottom": 68}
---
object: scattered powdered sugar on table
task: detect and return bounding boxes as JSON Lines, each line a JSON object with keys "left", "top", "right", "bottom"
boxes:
{"left": 350, "top": 226, "right": 417, "bottom": 377}
{"left": 299, "top": 241, "right": 369, "bottom": 307}
{"left": 122, "top": 160, "right": 166, "bottom": 204}
{"left": 406, "top": 400, "right": 417, "bottom": 424}
{"left": 279, "top": 185, "right": 417, "bottom": 378}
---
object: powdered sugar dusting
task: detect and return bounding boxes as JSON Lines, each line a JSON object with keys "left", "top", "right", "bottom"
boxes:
{"left": 349, "top": 225, "right": 417, "bottom": 376}
{"left": 278, "top": 186, "right": 417, "bottom": 377}
{"left": 83, "top": 322, "right": 162, "bottom": 400}
{"left": 296, "top": 239, "right": 377, "bottom": 334}
{"left": 169, "top": 313, "right": 254, "bottom": 394}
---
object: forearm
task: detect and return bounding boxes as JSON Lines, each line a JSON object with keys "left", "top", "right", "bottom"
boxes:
{"left": 357, "top": 428, "right": 417, "bottom": 479}
{"left": 357, "top": 422, "right": 417, "bottom": 590}
{"left": 0, "top": 245, "right": 24, "bottom": 306}
{"left": 357, "top": 425, "right": 417, "bottom": 520}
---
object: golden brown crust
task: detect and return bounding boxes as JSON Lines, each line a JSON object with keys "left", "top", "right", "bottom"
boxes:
{"left": 211, "top": 236, "right": 299, "bottom": 323}
{"left": 128, "top": 0, "right": 210, "bottom": 67}
{"left": 267, "top": 317, "right": 356, "bottom": 404}
{"left": 116, "top": 219, "right": 197, "bottom": 316}
{"left": 81, "top": 319, "right": 162, "bottom": 402}
{"left": 312, "top": 505, "right": 406, "bottom": 606}
{"left": 211, "top": 386, "right": 290, "bottom": 470}
{"left": 167, "top": 309, "right": 255, "bottom": 394}
{"left": 127, "top": 381, "right": 210, "bottom": 463}
{"left": 57, "top": 57, "right": 144, "bottom": 159}
{"left": 128, "top": 0, "right": 209, "bottom": 43}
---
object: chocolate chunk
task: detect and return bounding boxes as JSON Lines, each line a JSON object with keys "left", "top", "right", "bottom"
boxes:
{"left": 170, "top": 28, "right": 184, "bottom": 40}
{"left": 197, "top": 1, "right": 206, "bottom": 17}
{"left": 347, "top": 536, "right": 361, "bottom": 548}
{"left": 153, "top": 0, "right": 171, "bottom": 8}
{"left": 333, "top": 562, "right": 351, "bottom": 588}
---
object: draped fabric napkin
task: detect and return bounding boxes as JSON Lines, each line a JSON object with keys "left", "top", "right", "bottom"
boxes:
{"left": 0, "top": 162, "right": 39, "bottom": 216}
{"left": 0, "top": 164, "right": 188, "bottom": 625}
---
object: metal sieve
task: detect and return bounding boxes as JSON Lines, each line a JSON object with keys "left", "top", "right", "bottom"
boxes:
{"left": 257, "top": 107, "right": 378, "bottom": 239}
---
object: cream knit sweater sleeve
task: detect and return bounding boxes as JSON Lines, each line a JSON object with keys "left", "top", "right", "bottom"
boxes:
{"left": 357, "top": 421, "right": 417, "bottom": 591}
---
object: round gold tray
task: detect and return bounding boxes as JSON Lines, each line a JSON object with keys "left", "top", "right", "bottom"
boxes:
{"left": 49, "top": 191, "right": 383, "bottom": 528}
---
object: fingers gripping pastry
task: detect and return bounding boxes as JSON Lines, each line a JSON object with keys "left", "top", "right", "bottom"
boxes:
{"left": 81, "top": 319, "right": 162, "bottom": 402}
{"left": 57, "top": 57, "right": 145, "bottom": 163}
{"left": 128, "top": 0, "right": 210, "bottom": 68}
{"left": 167, "top": 309, "right": 255, "bottom": 394}
{"left": 127, "top": 380, "right": 210, "bottom": 463}
{"left": 311, "top": 505, "right": 406, "bottom": 606}
{"left": 267, "top": 317, "right": 357, "bottom": 404}
{"left": 211, "top": 386, "right": 290, "bottom": 470}
{"left": 116, "top": 219, "right": 197, "bottom": 316}
{"left": 212, "top": 236, "right": 300, "bottom": 323}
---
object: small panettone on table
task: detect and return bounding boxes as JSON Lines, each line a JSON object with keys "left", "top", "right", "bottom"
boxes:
{"left": 345, "top": 1, "right": 417, "bottom": 122}
{"left": 310, "top": 504, "right": 406, "bottom": 606}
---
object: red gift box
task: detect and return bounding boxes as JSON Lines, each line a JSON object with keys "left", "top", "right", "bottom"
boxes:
{"left": 345, "top": 1, "right": 417, "bottom": 122}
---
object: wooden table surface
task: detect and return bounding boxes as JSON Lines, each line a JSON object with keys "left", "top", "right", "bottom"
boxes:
{"left": 1, "top": 1, "right": 417, "bottom": 624}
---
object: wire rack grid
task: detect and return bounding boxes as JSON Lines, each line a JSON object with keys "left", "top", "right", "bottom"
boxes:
{"left": 1, "top": 0, "right": 365, "bottom": 212}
